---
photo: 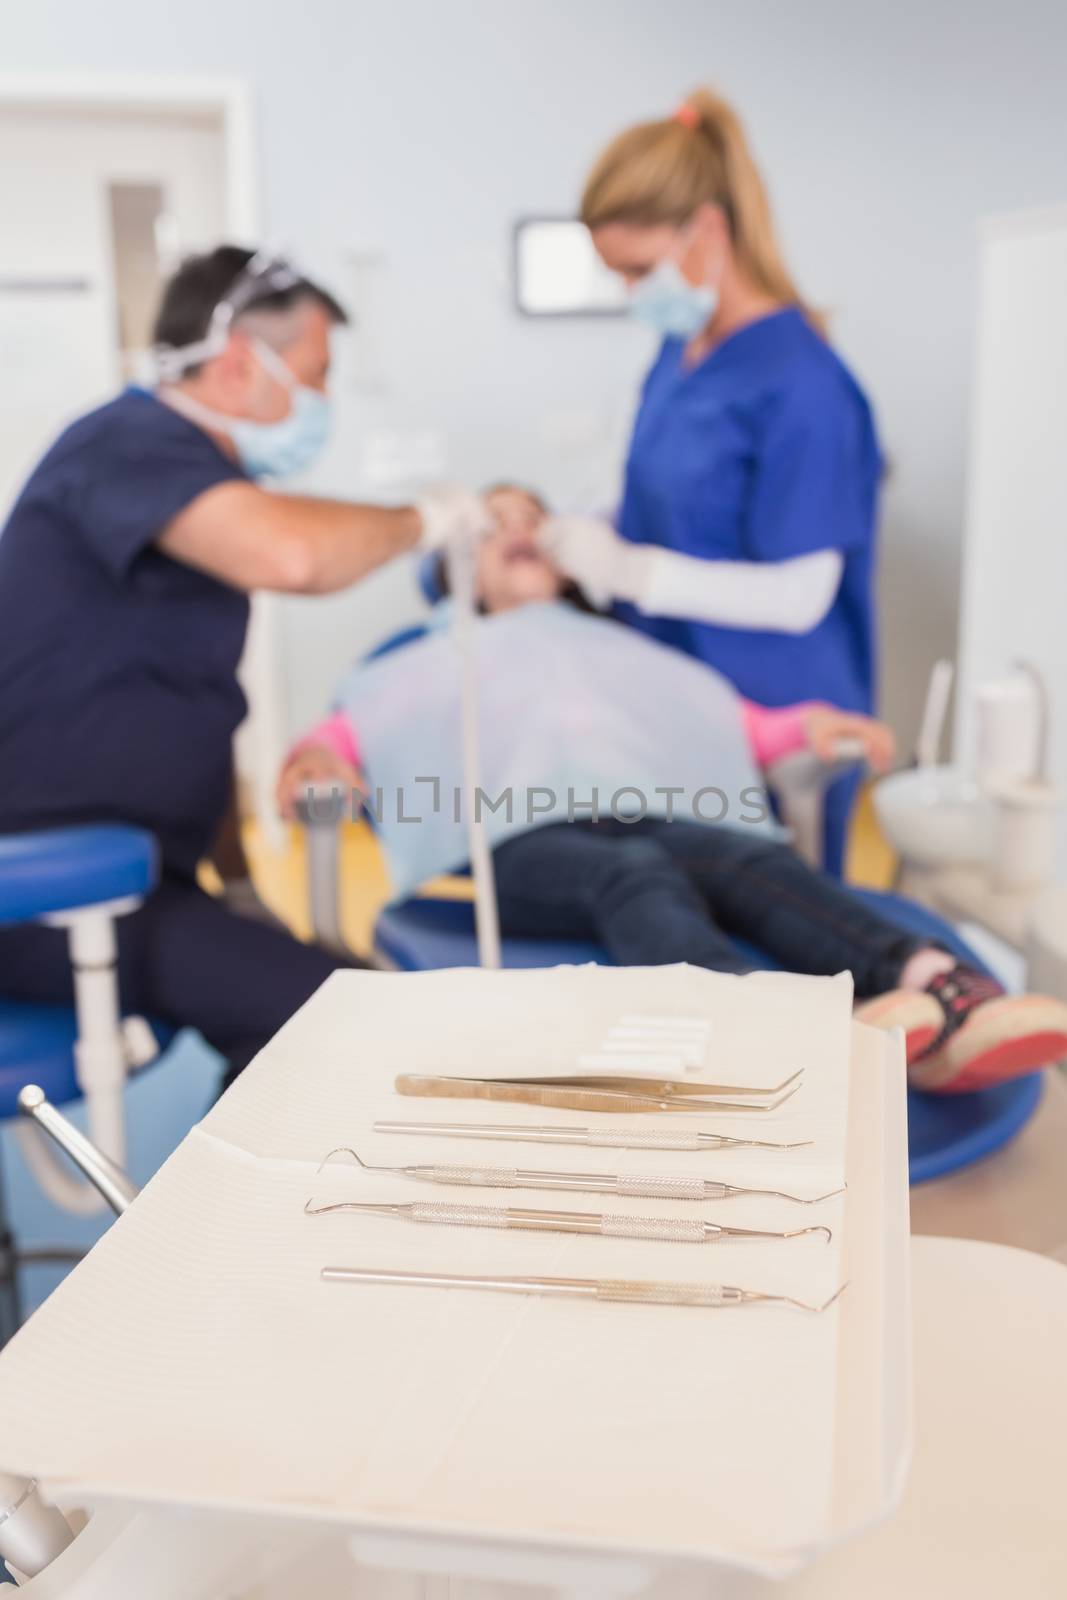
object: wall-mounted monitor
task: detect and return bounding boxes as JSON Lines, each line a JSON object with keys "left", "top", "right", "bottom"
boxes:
{"left": 512, "top": 216, "right": 628, "bottom": 318}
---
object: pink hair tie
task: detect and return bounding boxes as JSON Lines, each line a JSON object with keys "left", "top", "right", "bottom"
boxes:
{"left": 673, "top": 102, "right": 700, "bottom": 129}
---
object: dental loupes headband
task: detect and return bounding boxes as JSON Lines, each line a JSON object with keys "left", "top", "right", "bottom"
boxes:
{"left": 151, "top": 250, "right": 305, "bottom": 382}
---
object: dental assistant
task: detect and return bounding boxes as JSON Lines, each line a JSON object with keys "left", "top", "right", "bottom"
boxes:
{"left": 541, "top": 91, "right": 883, "bottom": 873}
{"left": 0, "top": 245, "right": 483, "bottom": 1085}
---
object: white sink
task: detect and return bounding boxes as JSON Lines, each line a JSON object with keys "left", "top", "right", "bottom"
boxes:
{"left": 873, "top": 766, "right": 992, "bottom": 868}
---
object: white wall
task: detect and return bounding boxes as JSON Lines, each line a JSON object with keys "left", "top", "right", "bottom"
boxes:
{"left": 4, "top": 0, "right": 1067, "bottom": 742}
{"left": 956, "top": 207, "right": 1067, "bottom": 871}
{"left": 0, "top": 102, "right": 227, "bottom": 512}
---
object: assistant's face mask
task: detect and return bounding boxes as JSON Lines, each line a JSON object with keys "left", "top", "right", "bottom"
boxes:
{"left": 229, "top": 341, "right": 332, "bottom": 480}
{"left": 628, "top": 225, "right": 719, "bottom": 339}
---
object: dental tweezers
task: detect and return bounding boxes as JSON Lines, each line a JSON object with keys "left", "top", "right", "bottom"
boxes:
{"left": 374, "top": 1119, "right": 813, "bottom": 1153}
{"left": 322, "top": 1266, "right": 848, "bottom": 1313}
{"left": 304, "top": 1196, "right": 831, "bottom": 1244}
{"left": 394, "top": 1071, "right": 802, "bottom": 1115}
{"left": 318, "top": 1147, "right": 843, "bottom": 1205}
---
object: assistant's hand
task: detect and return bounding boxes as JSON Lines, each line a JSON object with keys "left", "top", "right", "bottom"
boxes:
{"left": 536, "top": 515, "right": 646, "bottom": 610}
{"left": 416, "top": 484, "right": 494, "bottom": 553}
{"left": 277, "top": 744, "right": 365, "bottom": 820}
{"left": 804, "top": 706, "right": 896, "bottom": 774}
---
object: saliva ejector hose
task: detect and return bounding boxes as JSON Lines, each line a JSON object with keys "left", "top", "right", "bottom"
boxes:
{"left": 446, "top": 536, "right": 502, "bottom": 969}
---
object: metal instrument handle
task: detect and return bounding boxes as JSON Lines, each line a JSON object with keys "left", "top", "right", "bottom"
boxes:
{"left": 425, "top": 1165, "right": 521, "bottom": 1188}
{"left": 601, "top": 1214, "right": 708, "bottom": 1242}
{"left": 616, "top": 1174, "right": 709, "bottom": 1201}
{"left": 595, "top": 1280, "right": 744, "bottom": 1307}
{"left": 409, "top": 1202, "right": 510, "bottom": 1227}
{"left": 587, "top": 1128, "right": 703, "bottom": 1150}
{"left": 406, "top": 1203, "right": 707, "bottom": 1241}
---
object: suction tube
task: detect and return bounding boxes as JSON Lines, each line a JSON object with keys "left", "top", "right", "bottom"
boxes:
{"left": 446, "top": 539, "right": 502, "bottom": 969}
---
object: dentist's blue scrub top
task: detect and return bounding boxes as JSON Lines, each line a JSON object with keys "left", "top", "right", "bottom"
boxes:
{"left": 0, "top": 387, "right": 249, "bottom": 877}
{"left": 616, "top": 308, "right": 882, "bottom": 717}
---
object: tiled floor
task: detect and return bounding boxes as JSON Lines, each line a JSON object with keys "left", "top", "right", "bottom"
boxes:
{"left": 910, "top": 1071, "right": 1067, "bottom": 1260}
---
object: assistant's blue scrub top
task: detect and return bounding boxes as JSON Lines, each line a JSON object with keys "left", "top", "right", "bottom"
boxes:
{"left": 0, "top": 387, "right": 249, "bottom": 876}
{"left": 616, "top": 308, "right": 882, "bottom": 715}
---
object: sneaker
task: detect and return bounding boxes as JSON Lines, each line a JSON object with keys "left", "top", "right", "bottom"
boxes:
{"left": 854, "top": 989, "right": 943, "bottom": 1065}
{"left": 909, "top": 965, "right": 1067, "bottom": 1093}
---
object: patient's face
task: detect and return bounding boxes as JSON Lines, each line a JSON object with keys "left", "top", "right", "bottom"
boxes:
{"left": 477, "top": 487, "right": 563, "bottom": 612}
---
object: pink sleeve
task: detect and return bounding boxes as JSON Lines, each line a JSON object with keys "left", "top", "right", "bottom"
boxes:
{"left": 740, "top": 699, "right": 826, "bottom": 766}
{"left": 287, "top": 711, "right": 361, "bottom": 769}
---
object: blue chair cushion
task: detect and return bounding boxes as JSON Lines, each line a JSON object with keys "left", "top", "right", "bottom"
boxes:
{"left": 376, "top": 895, "right": 605, "bottom": 971}
{"left": 376, "top": 887, "right": 983, "bottom": 975}
{"left": 0, "top": 825, "right": 158, "bottom": 926}
{"left": 0, "top": 998, "right": 175, "bottom": 1119}
{"left": 0, "top": 999, "right": 80, "bottom": 1111}
{"left": 374, "top": 887, "right": 1043, "bottom": 1183}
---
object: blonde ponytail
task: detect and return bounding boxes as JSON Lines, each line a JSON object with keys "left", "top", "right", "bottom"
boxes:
{"left": 581, "top": 89, "right": 822, "bottom": 330}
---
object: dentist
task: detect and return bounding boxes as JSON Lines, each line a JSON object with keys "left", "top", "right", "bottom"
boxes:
{"left": 540, "top": 91, "right": 883, "bottom": 874}
{"left": 0, "top": 244, "right": 485, "bottom": 1084}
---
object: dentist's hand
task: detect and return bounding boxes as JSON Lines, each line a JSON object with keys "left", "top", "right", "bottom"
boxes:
{"left": 536, "top": 514, "right": 648, "bottom": 610}
{"left": 416, "top": 484, "right": 494, "bottom": 553}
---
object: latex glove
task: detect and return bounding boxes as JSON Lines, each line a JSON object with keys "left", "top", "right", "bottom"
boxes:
{"left": 416, "top": 483, "right": 494, "bottom": 553}
{"left": 536, "top": 514, "right": 649, "bottom": 610}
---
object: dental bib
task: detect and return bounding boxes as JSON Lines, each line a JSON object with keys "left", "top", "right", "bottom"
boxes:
{"left": 336, "top": 601, "right": 777, "bottom": 898}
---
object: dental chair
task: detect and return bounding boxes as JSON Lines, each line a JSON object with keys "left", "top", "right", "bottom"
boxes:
{"left": 0, "top": 824, "right": 168, "bottom": 1339}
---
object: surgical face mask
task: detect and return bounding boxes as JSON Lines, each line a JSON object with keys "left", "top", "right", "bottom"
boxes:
{"left": 228, "top": 340, "right": 332, "bottom": 480}
{"left": 159, "top": 338, "right": 332, "bottom": 481}
{"left": 628, "top": 230, "right": 719, "bottom": 339}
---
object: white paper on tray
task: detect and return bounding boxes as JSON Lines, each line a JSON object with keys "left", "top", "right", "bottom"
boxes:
{"left": 0, "top": 965, "right": 907, "bottom": 1577}
{"left": 209, "top": 965, "right": 855, "bottom": 1191}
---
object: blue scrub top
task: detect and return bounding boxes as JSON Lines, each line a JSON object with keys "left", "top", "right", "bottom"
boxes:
{"left": 0, "top": 387, "right": 249, "bottom": 876}
{"left": 616, "top": 308, "right": 882, "bottom": 714}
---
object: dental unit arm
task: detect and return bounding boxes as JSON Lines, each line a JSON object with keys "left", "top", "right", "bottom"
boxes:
{"left": 0, "top": 1090, "right": 139, "bottom": 1582}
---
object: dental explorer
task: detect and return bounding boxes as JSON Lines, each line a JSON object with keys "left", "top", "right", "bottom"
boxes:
{"left": 373, "top": 1119, "right": 813, "bottom": 1152}
{"left": 322, "top": 1266, "right": 848, "bottom": 1313}
{"left": 304, "top": 1196, "right": 831, "bottom": 1244}
{"left": 317, "top": 1148, "right": 843, "bottom": 1205}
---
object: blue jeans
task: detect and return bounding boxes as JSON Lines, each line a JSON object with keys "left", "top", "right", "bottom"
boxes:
{"left": 492, "top": 818, "right": 923, "bottom": 999}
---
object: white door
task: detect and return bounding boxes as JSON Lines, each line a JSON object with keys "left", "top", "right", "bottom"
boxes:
{"left": 0, "top": 101, "right": 228, "bottom": 517}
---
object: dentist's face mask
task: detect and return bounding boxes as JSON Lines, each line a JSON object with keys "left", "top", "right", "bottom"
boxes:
{"left": 151, "top": 250, "right": 333, "bottom": 480}
{"left": 628, "top": 223, "right": 719, "bottom": 340}
{"left": 229, "top": 340, "right": 332, "bottom": 480}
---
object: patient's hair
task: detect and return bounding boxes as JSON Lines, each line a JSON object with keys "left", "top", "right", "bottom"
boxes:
{"left": 152, "top": 244, "right": 348, "bottom": 371}
{"left": 580, "top": 88, "right": 822, "bottom": 333}
{"left": 483, "top": 481, "right": 549, "bottom": 513}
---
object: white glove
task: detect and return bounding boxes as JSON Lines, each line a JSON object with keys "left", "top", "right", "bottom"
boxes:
{"left": 536, "top": 515, "right": 650, "bottom": 610}
{"left": 415, "top": 483, "right": 493, "bottom": 553}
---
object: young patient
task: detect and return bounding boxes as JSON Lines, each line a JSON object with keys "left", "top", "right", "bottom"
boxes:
{"left": 280, "top": 485, "right": 1067, "bottom": 1094}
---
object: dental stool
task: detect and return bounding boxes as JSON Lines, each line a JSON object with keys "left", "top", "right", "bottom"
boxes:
{"left": 0, "top": 825, "right": 165, "bottom": 1338}
{"left": 373, "top": 891, "right": 1044, "bottom": 1185}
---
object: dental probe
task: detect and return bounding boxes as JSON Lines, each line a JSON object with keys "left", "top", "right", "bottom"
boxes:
{"left": 373, "top": 1119, "right": 813, "bottom": 1152}
{"left": 322, "top": 1266, "right": 848, "bottom": 1313}
{"left": 319, "top": 1147, "right": 842, "bottom": 1205}
{"left": 304, "top": 1197, "right": 831, "bottom": 1244}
